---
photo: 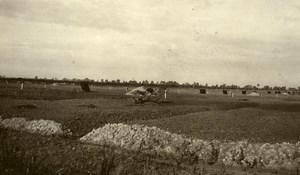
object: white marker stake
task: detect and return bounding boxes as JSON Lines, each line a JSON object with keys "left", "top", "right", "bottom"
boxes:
{"left": 164, "top": 90, "right": 167, "bottom": 99}
{"left": 20, "top": 83, "right": 24, "bottom": 90}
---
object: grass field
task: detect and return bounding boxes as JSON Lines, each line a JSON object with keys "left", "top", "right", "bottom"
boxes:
{"left": 0, "top": 83, "right": 299, "bottom": 174}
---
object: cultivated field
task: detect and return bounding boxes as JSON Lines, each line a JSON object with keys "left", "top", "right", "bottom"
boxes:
{"left": 0, "top": 83, "right": 299, "bottom": 175}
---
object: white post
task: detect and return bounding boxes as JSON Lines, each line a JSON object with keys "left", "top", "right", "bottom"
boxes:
{"left": 20, "top": 83, "right": 24, "bottom": 90}
{"left": 231, "top": 92, "right": 234, "bottom": 98}
{"left": 164, "top": 90, "right": 167, "bottom": 99}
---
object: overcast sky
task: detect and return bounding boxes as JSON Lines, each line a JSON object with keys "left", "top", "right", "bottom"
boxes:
{"left": 0, "top": 0, "right": 299, "bottom": 87}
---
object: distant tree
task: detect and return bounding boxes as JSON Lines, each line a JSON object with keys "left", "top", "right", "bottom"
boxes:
{"left": 226, "top": 85, "right": 232, "bottom": 89}
{"left": 244, "top": 85, "right": 252, "bottom": 90}
{"left": 34, "top": 76, "right": 38, "bottom": 79}
{"left": 116, "top": 79, "right": 120, "bottom": 83}
{"left": 128, "top": 80, "right": 137, "bottom": 84}
{"left": 142, "top": 80, "right": 149, "bottom": 84}
{"left": 160, "top": 81, "right": 166, "bottom": 85}
{"left": 263, "top": 85, "right": 270, "bottom": 90}
{"left": 220, "top": 84, "right": 226, "bottom": 89}
{"left": 183, "top": 82, "right": 190, "bottom": 86}
{"left": 164, "top": 81, "right": 179, "bottom": 86}
{"left": 230, "top": 84, "right": 238, "bottom": 89}
{"left": 150, "top": 80, "right": 154, "bottom": 84}
{"left": 288, "top": 87, "right": 297, "bottom": 91}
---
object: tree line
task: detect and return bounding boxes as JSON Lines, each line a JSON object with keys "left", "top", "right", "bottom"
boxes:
{"left": 0, "top": 75, "right": 298, "bottom": 91}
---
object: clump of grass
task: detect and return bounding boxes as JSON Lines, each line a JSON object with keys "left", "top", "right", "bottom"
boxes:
{"left": 0, "top": 128, "right": 52, "bottom": 175}
{"left": 98, "top": 153, "right": 116, "bottom": 175}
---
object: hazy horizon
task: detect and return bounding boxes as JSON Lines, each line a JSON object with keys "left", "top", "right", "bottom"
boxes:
{"left": 1, "top": 0, "right": 300, "bottom": 87}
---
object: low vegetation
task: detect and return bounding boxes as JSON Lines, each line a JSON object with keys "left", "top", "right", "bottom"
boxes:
{"left": 0, "top": 83, "right": 299, "bottom": 174}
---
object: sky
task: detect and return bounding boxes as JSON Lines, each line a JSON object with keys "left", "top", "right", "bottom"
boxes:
{"left": 0, "top": 0, "right": 300, "bottom": 87}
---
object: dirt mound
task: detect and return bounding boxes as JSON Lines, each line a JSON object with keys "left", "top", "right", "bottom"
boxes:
{"left": 80, "top": 123, "right": 187, "bottom": 154}
{"left": 80, "top": 123, "right": 300, "bottom": 170}
{"left": 24, "top": 119, "right": 64, "bottom": 135}
{"left": 0, "top": 117, "right": 64, "bottom": 135}
{"left": 0, "top": 117, "right": 27, "bottom": 129}
{"left": 247, "top": 92, "right": 260, "bottom": 96}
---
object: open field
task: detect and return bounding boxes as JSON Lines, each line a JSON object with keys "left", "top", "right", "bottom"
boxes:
{"left": 0, "top": 83, "right": 300, "bottom": 174}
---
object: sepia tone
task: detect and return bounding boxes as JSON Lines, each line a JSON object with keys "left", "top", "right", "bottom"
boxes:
{"left": 0, "top": 0, "right": 300, "bottom": 174}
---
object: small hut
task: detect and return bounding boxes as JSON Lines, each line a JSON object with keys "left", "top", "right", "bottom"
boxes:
{"left": 199, "top": 89, "right": 207, "bottom": 94}
{"left": 80, "top": 82, "right": 91, "bottom": 92}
